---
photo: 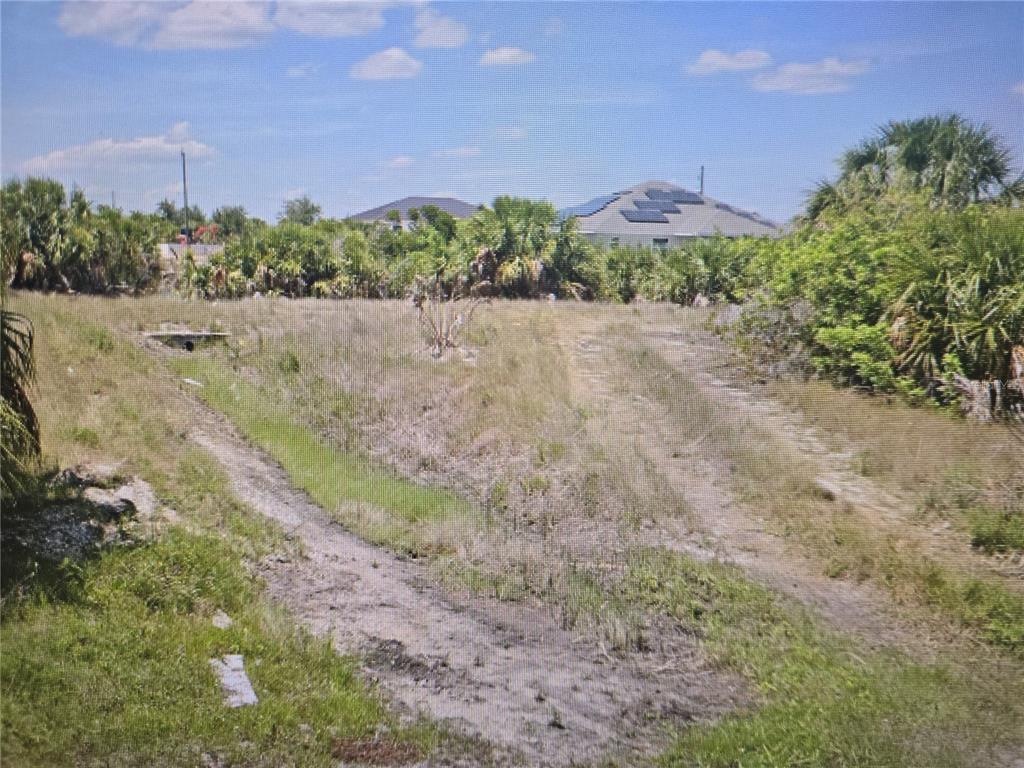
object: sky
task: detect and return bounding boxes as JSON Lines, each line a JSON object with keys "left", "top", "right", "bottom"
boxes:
{"left": 2, "top": 1, "right": 1022, "bottom": 224}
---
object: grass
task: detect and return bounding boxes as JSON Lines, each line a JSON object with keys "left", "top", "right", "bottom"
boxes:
{"left": 622, "top": 548, "right": 1024, "bottom": 768}
{"left": 2, "top": 293, "right": 436, "bottom": 766}
{"left": 9, "top": 293, "right": 1024, "bottom": 766}
{"left": 768, "top": 379, "right": 1024, "bottom": 547}
{"left": 612, "top": 338, "right": 1024, "bottom": 655}
{"left": 170, "top": 355, "right": 477, "bottom": 556}
{"left": 971, "top": 508, "right": 1024, "bottom": 553}
{"left": 917, "top": 470, "right": 1024, "bottom": 555}
{"left": 2, "top": 529, "right": 428, "bottom": 768}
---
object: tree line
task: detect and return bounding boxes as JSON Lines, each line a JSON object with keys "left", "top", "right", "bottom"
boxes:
{"left": 1, "top": 113, "right": 1021, "bottom": 417}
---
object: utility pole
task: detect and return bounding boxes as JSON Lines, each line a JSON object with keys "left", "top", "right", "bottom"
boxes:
{"left": 699, "top": 165, "right": 705, "bottom": 196}
{"left": 181, "top": 150, "right": 191, "bottom": 243}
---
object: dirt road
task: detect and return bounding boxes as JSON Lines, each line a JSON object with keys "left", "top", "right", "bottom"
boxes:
{"left": 184, "top": 303, "right": 1014, "bottom": 763}
{"left": 192, "top": 416, "right": 742, "bottom": 767}
{"left": 562, "top": 310, "right": 942, "bottom": 655}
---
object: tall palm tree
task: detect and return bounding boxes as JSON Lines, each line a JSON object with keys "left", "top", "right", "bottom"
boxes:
{"left": 806, "top": 114, "right": 1017, "bottom": 218}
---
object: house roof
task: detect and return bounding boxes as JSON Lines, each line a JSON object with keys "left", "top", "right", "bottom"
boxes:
{"left": 559, "top": 180, "right": 781, "bottom": 238}
{"left": 349, "top": 196, "right": 479, "bottom": 223}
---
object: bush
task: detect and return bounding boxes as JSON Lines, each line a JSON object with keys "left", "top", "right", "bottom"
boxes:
{"left": 1, "top": 178, "right": 162, "bottom": 293}
{"left": 737, "top": 197, "right": 1024, "bottom": 415}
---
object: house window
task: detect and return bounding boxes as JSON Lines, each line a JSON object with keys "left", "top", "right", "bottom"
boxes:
{"left": 653, "top": 238, "right": 669, "bottom": 248}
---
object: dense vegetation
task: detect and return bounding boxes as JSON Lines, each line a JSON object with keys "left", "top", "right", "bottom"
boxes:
{"left": 2, "top": 114, "right": 1020, "bottom": 416}
{"left": 740, "top": 196, "right": 1023, "bottom": 417}
{"left": 737, "top": 114, "right": 1023, "bottom": 419}
{"left": 1, "top": 178, "right": 171, "bottom": 293}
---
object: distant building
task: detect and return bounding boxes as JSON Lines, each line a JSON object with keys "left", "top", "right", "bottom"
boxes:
{"left": 559, "top": 180, "right": 780, "bottom": 248}
{"left": 349, "top": 196, "right": 479, "bottom": 231}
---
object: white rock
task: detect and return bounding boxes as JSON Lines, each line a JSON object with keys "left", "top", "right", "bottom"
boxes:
{"left": 209, "top": 654, "right": 258, "bottom": 707}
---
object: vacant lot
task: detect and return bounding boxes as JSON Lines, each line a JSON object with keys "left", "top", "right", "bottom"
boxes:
{"left": 4, "top": 293, "right": 1023, "bottom": 767}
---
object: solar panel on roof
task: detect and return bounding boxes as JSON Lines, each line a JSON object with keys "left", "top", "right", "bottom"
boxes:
{"left": 670, "top": 191, "right": 704, "bottom": 204}
{"left": 645, "top": 189, "right": 674, "bottom": 200}
{"left": 558, "top": 194, "right": 620, "bottom": 220}
{"left": 635, "top": 200, "right": 681, "bottom": 213}
{"left": 715, "top": 202, "right": 735, "bottom": 213}
{"left": 622, "top": 209, "right": 670, "bottom": 223}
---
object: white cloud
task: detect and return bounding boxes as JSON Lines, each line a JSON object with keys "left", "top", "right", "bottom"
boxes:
{"left": 543, "top": 17, "right": 564, "bottom": 37}
{"left": 57, "top": 0, "right": 407, "bottom": 48}
{"left": 21, "top": 123, "right": 214, "bottom": 175}
{"left": 274, "top": 2, "right": 388, "bottom": 38}
{"left": 432, "top": 146, "right": 481, "bottom": 158}
{"left": 687, "top": 49, "right": 772, "bottom": 75}
{"left": 285, "top": 62, "right": 321, "bottom": 78}
{"left": 479, "top": 47, "right": 535, "bottom": 66}
{"left": 496, "top": 126, "right": 527, "bottom": 140}
{"left": 1012, "top": 81, "right": 1024, "bottom": 96}
{"left": 350, "top": 47, "right": 423, "bottom": 80}
{"left": 58, "top": 2, "right": 169, "bottom": 46}
{"left": 414, "top": 8, "right": 468, "bottom": 48}
{"left": 59, "top": 1, "right": 275, "bottom": 50}
{"left": 150, "top": 2, "right": 273, "bottom": 49}
{"left": 387, "top": 155, "right": 415, "bottom": 169}
{"left": 752, "top": 57, "right": 870, "bottom": 94}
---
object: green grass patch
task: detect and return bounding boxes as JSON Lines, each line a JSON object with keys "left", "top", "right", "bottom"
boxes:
{"left": 622, "top": 549, "right": 1024, "bottom": 768}
{"left": 970, "top": 508, "right": 1024, "bottom": 554}
{"left": 170, "top": 356, "right": 476, "bottom": 555}
{"left": 1, "top": 529, "right": 430, "bottom": 768}
{"left": 67, "top": 425, "right": 100, "bottom": 448}
{"left": 4, "top": 296, "right": 439, "bottom": 765}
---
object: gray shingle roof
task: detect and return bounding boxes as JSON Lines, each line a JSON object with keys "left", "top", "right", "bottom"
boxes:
{"left": 349, "top": 196, "right": 479, "bottom": 223}
{"left": 559, "top": 181, "right": 781, "bottom": 238}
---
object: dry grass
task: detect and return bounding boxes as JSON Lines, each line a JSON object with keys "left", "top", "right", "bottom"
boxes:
{"left": 3, "top": 293, "right": 440, "bottom": 767}
{"left": 768, "top": 379, "right": 1022, "bottom": 499}
{"left": 602, "top": 327, "right": 1024, "bottom": 653}
{"left": 9, "top": 292, "right": 1024, "bottom": 766}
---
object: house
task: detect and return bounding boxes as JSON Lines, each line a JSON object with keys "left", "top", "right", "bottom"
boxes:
{"left": 559, "top": 180, "right": 780, "bottom": 248}
{"left": 349, "top": 196, "right": 479, "bottom": 231}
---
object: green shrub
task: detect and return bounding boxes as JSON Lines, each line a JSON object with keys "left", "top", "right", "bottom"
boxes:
{"left": 738, "top": 199, "right": 1024, "bottom": 415}
{"left": 970, "top": 508, "right": 1024, "bottom": 554}
{"left": 68, "top": 426, "right": 100, "bottom": 448}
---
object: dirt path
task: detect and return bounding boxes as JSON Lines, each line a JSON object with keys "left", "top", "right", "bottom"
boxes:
{"left": 190, "top": 417, "right": 743, "bottom": 767}
{"left": 562, "top": 313, "right": 937, "bottom": 654}
{"left": 645, "top": 320, "right": 1024, "bottom": 586}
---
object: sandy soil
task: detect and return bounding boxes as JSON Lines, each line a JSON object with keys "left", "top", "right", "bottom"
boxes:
{"left": 191, "top": 416, "right": 744, "bottom": 767}
{"left": 173, "top": 301, "right": 1016, "bottom": 763}
{"left": 562, "top": 312, "right": 943, "bottom": 656}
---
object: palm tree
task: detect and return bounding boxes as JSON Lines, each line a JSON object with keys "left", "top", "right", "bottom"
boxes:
{"left": 806, "top": 114, "right": 1017, "bottom": 218}
{"left": 1, "top": 308, "right": 39, "bottom": 499}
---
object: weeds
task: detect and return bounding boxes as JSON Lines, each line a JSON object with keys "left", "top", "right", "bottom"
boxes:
{"left": 171, "top": 355, "right": 478, "bottom": 556}
{"left": 623, "top": 548, "right": 1024, "bottom": 768}
{"left": 3, "top": 294, "right": 433, "bottom": 766}
{"left": 613, "top": 336, "right": 1024, "bottom": 654}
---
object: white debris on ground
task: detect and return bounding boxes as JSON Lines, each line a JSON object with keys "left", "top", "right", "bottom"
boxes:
{"left": 209, "top": 654, "right": 258, "bottom": 707}
{"left": 183, "top": 378, "right": 204, "bottom": 387}
{"left": 211, "top": 610, "right": 233, "bottom": 630}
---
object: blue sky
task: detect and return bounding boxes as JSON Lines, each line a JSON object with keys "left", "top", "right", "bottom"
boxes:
{"left": 2, "top": 1, "right": 1022, "bottom": 223}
